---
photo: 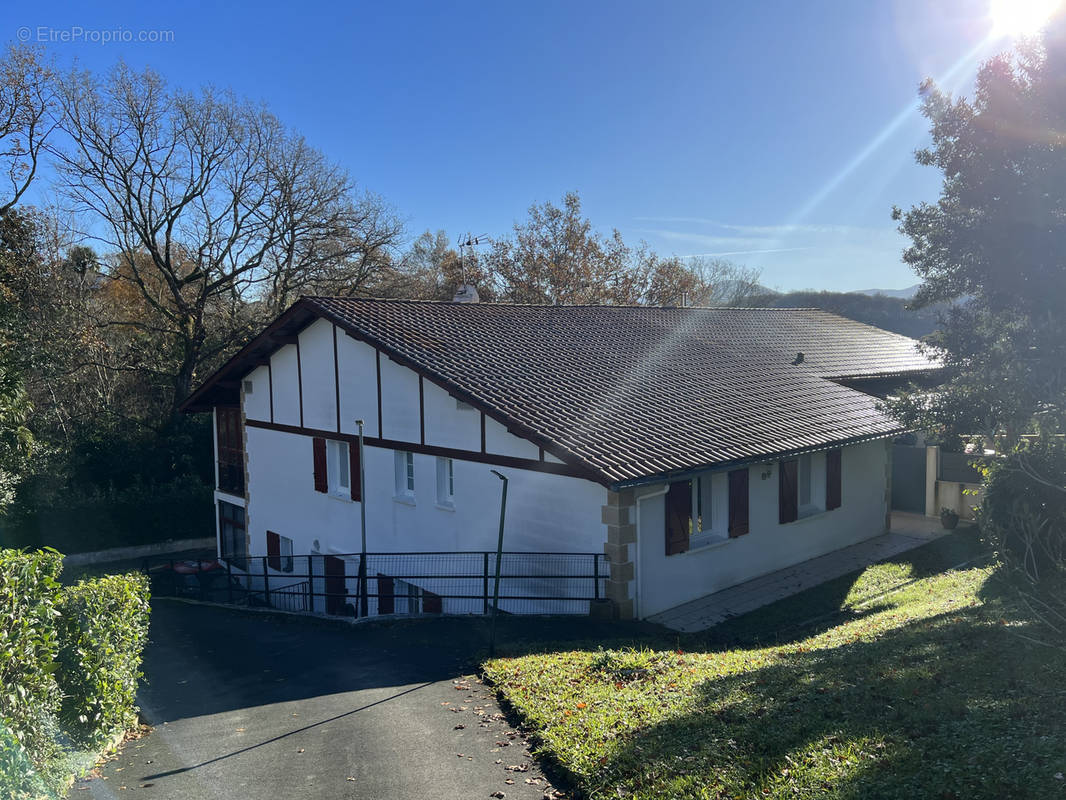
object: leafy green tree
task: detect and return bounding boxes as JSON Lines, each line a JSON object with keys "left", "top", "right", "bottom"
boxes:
{"left": 890, "top": 22, "right": 1066, "bottom": 447}
{"left": 0, "top": 212, "right": 35, "bottom": 510}
{"left": 891, "top": 21, "right": 1066, "bottom": 640}
{"left": 0, "top": 44, "right": 53, "bottom": 510}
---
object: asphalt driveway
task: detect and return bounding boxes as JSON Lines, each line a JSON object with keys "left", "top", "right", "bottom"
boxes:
{"left": 73, "top": 600, "right": 589, "bottom": 800}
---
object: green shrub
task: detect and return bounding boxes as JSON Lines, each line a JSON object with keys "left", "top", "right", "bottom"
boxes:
{"left": 0, "top": 723, "right": 50, "bottom": 800}
{"left": 979, "top": 437, "right": 1066, "bottom": 639}
{"left": 56, "top": 573, "right": 150, "bottom": 746}
{"left": 0, "top": 550, "right": 63, "bottom": 766}
{"left": 980, "top": 437, "right": 1066, "bottom": 582}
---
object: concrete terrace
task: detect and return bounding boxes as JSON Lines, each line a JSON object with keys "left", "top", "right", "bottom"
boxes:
{"left": 648, "top": 512, "right": 949, "bottom": 633}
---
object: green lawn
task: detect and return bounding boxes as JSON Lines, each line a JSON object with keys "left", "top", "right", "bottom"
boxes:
{"left": 483, "top": 531, "right": 1066, "bottom": 799}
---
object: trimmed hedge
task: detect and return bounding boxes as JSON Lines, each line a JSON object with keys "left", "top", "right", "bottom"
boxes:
{"left": 0, "top": 549, "right": 63, "bottom": 766}
{"left": 0, "top": 723, "right": 51, "bottom": 800}
{"left": 0, "top": 549, "right": 150, "bottom": 796}
{"left": 56, "top": 573, "right": 151, "bottom": 746}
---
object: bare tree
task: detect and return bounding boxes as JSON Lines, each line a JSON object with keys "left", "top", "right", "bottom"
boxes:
{"left": 481, "top": 192, "right": 762, "bottom": 307}
{"left": 0, "top": 45, "right": 55, "bottom": 216}
{"left": 51, "top": 62, "right": 399, "bottom": 417}
{"left": 685, "top": 256, "right": 766, "bottom": 306}
{"left": 261, "top": 134, "right": 404, "bottom": 313}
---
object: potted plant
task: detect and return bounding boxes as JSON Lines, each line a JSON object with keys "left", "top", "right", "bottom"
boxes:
{"left": 940, "top": 507, "right": 960, "bottom": 530}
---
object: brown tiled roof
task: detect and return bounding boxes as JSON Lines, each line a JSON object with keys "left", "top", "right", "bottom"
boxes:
{"left": 289, "top": 298, "right": 937, "bottom": 487}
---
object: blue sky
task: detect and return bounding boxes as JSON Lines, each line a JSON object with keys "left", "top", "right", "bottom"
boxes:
{"left": 10, "top": 0, "right": 1015, "bottom": 291}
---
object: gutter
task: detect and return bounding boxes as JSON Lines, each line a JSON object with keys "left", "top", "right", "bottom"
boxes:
{"left": 606, "top": 428, "right": 904, "bottom": 492}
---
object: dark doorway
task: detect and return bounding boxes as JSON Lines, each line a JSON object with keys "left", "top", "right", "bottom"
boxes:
{"left": 377, "top": 574, "right": 395, "bottom": 615}
{"left": 891, "top": 444, "right": 927, "bottom": 513}
{"left": 324, "top": 556, "right": 346, "bottom": 615}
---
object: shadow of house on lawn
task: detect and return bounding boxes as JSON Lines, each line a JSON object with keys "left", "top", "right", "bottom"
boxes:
{"left": 597, "top": 605, "right": 1064, "bottom": 800}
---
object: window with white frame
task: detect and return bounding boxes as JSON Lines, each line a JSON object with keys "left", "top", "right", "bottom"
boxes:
{"left": 798, "top": 451, "right": 827, "bottom": 517}
{"left": 268, "top": 530, "right": 295, "bottom": 573}
{"left": 218, "top": 501, "right": 247, "bottom": 568}
{"left": 436, "top": 457, "right": 455, "bottom": 507}
{"left": 394, "top": 450, "right": 415, "bottom": 498}
{"left": 690, "top": 472, "right": 729, "bottom": 546}
{"left": 279, "top": 533, "right": 294, "bottom": 572}
{"left": 327, "top": 439, "right": 350, "bottom": 497}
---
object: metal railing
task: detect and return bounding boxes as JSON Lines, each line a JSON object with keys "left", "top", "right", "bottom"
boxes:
{"left": 271, "top": 579, "right": 312, "bottom": 613}
{"left": 143, "top": 550, "right": 608, "bottom": 618}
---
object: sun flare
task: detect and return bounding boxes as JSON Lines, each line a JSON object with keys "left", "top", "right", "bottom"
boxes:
{"left": 989, "top": 0, "right": 1062, "bottom": 36}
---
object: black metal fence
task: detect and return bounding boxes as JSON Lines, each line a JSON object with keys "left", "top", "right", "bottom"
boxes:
{"left": 143, "top": 550, "right": 608, "bottom": 618}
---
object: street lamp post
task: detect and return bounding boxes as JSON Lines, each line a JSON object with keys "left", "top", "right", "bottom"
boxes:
{"left": 356, "top": 419, "right": 368, "bottom": 617}
{"left": 488, "top": 469, "right": 508, "bottom": 657}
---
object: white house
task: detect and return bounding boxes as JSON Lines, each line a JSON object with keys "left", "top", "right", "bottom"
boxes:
{"left": 182, "top": 295, "right": 939, "bottom": 620}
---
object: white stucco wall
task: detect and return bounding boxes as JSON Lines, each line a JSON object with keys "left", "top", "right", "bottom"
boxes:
{"left": 237, "top": 320, "right": 610, "bottom": 614}
{"left": 379, "top": 354, "right": 421, "bottom": 442}
{"left": 424, "top": 380, "right": 480, "bottom": 451}
{"left": 245, "top": 425, "right": 605, "bottom": 556}
{"left": 299, "top": 318, "right": 337, "bottom": 432}
{"left": 270, "top": 344, "right": 300, "bottom": 426}
{"left": 243, "top": 365, "right": 271, "bottom": 422}
{"left": 336, "top": 331, "right": 379, "bottom": 437}
{"left": 635, "top": 438, "right": 891, "bottom": 618}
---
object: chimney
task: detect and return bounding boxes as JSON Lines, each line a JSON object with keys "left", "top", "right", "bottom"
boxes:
{"left": 453, "top": 284, "right": 480, "bottom": 304}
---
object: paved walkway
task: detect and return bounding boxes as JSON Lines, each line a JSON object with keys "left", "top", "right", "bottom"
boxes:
{"left": 648, "top": 512, "right": 948, "bottom": 633}
{"left": 73, "top": 601, "right": 597, "bottom": 800}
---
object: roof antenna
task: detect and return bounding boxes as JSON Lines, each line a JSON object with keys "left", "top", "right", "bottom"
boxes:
{"left": 455, "top": 233, "right": 490, "bottom": 304}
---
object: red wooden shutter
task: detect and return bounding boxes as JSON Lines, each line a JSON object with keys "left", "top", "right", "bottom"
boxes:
{"left": 826, "top": 448, "right": 842, "bottom": 510}
{"left": 266, "top": 531, "right": 281, "bottom": 570}
{"left": 779, "top": 459, "right": 799, "bottom": 524}
{"left": 664, "top": 480, "right": 691, "bottom": 555}
{"left": 312, "top": 437, "right": 327, "bottom": 493}
{"left": 422, "top": 589, "right": 442, "bottom": 614}
{"left": 377, "top": 573, "right": 395, "bottom": 614}
{"left": 728, "top": 468, "right": 749, "bottom": 537}
{"left": 349, "top": 441, "right": 361, "bottom": 501}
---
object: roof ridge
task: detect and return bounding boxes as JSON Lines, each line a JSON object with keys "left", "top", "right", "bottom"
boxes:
{"left": 305, "top": 296, "right": 832, "bottom": 312}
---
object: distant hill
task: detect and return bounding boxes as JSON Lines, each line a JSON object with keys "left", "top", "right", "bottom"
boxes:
{"left": 854, "top": 284, "right": 920, "bottom": 300}
{"left": 765, "top": 289, "right": 940, "bottom": 339}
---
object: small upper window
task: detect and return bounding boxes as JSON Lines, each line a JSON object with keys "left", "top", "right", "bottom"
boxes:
{"left": 278, "top": 534, "right": 294, "bottom": 572}
{"left": 327, "top": 440, "right": 350, "bottom": 497}
{"left": 436, "top": 457, "right": 455, "bottom": 506}
{"left": 395, "top": 451, "right": 415, "bottom": 498}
